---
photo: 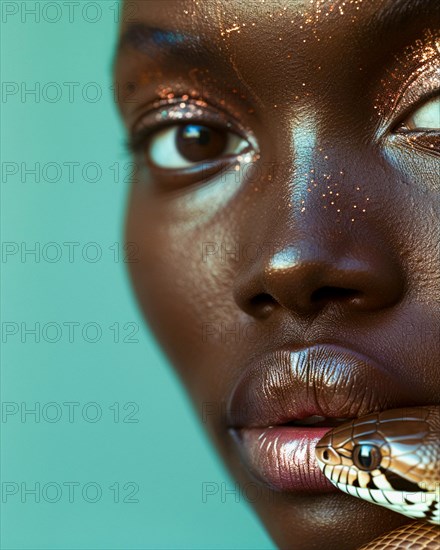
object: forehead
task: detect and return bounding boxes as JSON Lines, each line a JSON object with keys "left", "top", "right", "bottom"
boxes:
{"left": 116, "top": 0, "right": 439, "bottom": 106}
{"left": 118, "top": 0, "right": 438, "bottom": 47}
{"left": 120, "top": 0, "right": 434, "bottom": 26}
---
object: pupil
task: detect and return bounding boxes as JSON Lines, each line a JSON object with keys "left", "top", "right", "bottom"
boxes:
{"left": 182, "top": 125, "right": 210, "bottom": 145}
{"left": 359, "top": 445, "right": 373, "bottom": 467}
{"left": 353, "top": 444, "right": 380, "bottom": 471}
{"left": 176, "top": 124, "right": 228, "bottom": 163}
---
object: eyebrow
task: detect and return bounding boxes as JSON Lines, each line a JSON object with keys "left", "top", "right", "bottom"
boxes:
{"left": 117, "top": 23, "right": 204, "bottom": 62}
{"left": 114, "top": 21, "right": 261, "bottom": 109}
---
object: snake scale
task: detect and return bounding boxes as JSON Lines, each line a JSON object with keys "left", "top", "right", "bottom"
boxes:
{"left": 315, "top": 406, "right": 440, "bottom": 549}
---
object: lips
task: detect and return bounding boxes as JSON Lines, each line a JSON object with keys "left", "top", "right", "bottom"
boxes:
{"left": 284, "top": 415, "right": 353, "bottom": 427}
{"left": 227, "top": 344, "right": 414, "bottom": 493}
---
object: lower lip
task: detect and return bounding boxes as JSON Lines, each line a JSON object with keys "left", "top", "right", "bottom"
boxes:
{"left": 230, "top": 426, "right": 338, "bottom": 493}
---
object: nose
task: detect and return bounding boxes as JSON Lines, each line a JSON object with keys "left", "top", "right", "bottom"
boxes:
{"left": 234, "top": 240, "right": 405, "bottom": 317}
{"left": 233, "top": 182, "right": 406, "bottom": 320}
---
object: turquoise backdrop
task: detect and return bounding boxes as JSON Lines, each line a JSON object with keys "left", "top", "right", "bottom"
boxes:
{"left": 1, "top": 1, "right": 275, "bottom": 548}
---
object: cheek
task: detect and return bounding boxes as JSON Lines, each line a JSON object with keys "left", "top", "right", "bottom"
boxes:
{"left": 124, "top": 182, "right": 242, "bottom": 402}
{"left": 385, "top": 150, "right": 440, "bottom": 301}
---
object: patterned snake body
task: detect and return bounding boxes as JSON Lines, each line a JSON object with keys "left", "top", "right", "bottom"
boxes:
{"left": 315, "top": 406, "right": 440, "bottom": 548}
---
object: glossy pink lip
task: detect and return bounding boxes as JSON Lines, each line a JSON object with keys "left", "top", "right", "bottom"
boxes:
{"left": 230, "top": 426, "right": 337, "bottom": 493}
{"left": 227, "top": 344, "right": 416, "bottom": 493}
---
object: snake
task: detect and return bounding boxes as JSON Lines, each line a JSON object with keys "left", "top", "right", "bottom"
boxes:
{"left": 315, "top": 406, "right": 440, "bottom": 549}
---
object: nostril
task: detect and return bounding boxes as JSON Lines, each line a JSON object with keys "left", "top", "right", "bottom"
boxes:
{"left": 248, "top": 293, "right": 277, "bottom": 317}
{"left": 311, "top": 286, "right": 361, "bottom": 304}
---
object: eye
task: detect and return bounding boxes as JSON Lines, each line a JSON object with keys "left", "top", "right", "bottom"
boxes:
{"left": 399, "top": 95, "right": 440, "bottom": 132}
{"left": 352, "top": 444, "right": 381, "bottom": 471}
{"left": 128, "top": 98, "right": 258, "bottom": 190}
{"left": 148, "top": 123, "right": 249, "bottom": 169}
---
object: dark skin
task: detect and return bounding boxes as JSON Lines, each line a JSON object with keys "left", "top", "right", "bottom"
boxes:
{"left": 114, "top": 1, "right": 440, "bottom": 548}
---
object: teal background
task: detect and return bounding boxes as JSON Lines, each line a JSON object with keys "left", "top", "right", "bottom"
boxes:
{"left": 0, "top": 2, "right": 275, "bottom": 548}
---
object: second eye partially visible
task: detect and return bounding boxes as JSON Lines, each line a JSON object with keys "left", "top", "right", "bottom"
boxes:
{"left": 374, "top": 29, "right": 440, "bottom": 156}
{"left": 397, "top": 95, "right": 440, "bottom": 132}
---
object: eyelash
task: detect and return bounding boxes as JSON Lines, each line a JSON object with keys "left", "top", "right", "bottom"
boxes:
{"left": 127, "top": 98, "right": 249, "bottom": 156}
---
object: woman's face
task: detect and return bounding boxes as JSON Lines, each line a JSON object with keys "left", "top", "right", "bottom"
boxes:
{"left": 114, "top": 1, "right": 440, "bottom": 548}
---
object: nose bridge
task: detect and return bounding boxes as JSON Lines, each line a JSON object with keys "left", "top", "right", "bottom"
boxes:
{"left": 278, "top": 123, "right": 376, "bottom": 256}
{"left": 233, "top": 127, "right": 407, "bottom": 317}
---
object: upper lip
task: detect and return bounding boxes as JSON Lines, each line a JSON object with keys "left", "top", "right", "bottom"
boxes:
{"left": 227, "top": 344, "right": 415, "bottom": 428}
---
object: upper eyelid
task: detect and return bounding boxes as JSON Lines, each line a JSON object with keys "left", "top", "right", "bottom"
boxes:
{"left": 393, "top": 63, "right": 440, "bottom": 114}
{"left": 133, "top": 97, "right": 239, "bottom": 133}
{"left": 128, "top": 97, "right": 258, "bottom": 153}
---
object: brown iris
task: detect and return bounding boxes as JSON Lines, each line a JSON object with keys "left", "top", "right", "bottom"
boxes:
{"left": 176, "top": 124, "right": 228, "bottom": 163}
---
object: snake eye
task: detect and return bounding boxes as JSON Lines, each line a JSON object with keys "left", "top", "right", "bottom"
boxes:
{"left": 352, "top": 444, "right": 381, "bottom": 471}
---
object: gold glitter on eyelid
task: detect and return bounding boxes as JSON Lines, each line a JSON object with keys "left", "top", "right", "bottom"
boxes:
{"left": 131, "top": 97, "right": 260, "bottom": 160}
{"left": 373, "top": 29, "right": 440, "bottom": 125}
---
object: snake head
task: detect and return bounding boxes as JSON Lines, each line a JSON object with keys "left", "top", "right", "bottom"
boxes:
{"left": 315, "top": 421, "right": 391, "bottom": 490}
{"left": 314, "top": 407, "right": 440, "bottom": 525}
